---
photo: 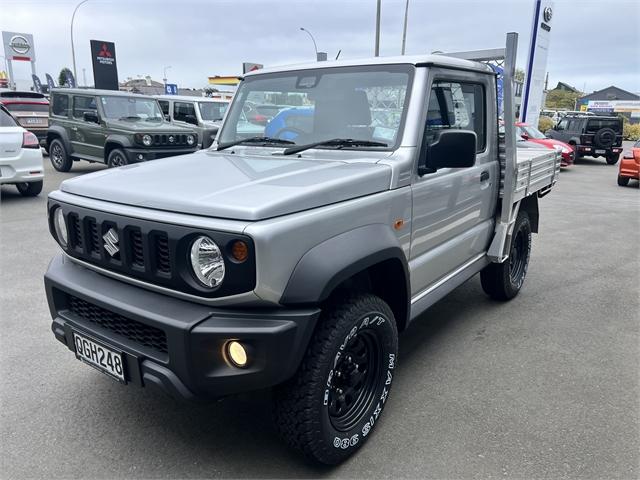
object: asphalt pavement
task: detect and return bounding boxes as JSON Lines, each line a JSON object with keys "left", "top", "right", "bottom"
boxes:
{"left": 1, "top": 148, "right": 638, "bottom": 479}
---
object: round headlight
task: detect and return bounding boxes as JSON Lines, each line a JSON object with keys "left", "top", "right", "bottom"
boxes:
{"left": 142, "top": 134, "right": 153, "bottom": 146}
{"left": 186, "top": 134, "right": 195, "bottom": 146}
{"left": 53, "top": 208, "right": 68, "bottom": 248}
{"left": 190, "top": 236, "right": 225, "bottom": 287}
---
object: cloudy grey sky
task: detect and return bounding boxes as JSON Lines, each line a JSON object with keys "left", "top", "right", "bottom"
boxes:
{"left": 2, "top": 0, "right": 639, "bottom": 94}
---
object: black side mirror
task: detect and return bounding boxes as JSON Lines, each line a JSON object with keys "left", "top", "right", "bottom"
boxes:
{"left": 419, "top": 130, "right": 476, "bottom": 175}
{"left": 83, "top": 111, "right": 99, "bottom": 123}
{"left": 164, "top": 114, "right": 171, "bottom": 122}
{"left": 185, "top": 114, "right": 198, "bottom": 125}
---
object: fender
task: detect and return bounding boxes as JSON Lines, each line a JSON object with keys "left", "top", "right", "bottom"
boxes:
{"left": 104, "top": 134, "right": 134, "bottom": 149}
{"left": 46, "top": 125, "right": 72, "bottom": 152}
{"left": 280, "top": 224, "right": 410, "bottom": 308}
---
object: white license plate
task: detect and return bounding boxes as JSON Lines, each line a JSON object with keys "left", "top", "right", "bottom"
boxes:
{"left": 595, "top": 149, "right": 606, "bottom": 154}
{"left": 73, "top": 332, "right": 125, "bottom": 382}
{"left": 25, "top": 118, "right": 41, "bottom": 124}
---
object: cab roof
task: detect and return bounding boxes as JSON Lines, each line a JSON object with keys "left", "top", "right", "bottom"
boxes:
{"left": 154, "top": 94, "right": 230, "bottom": 102}
{"left": 243, "top": 53, "right": 495, "bottom": 78}
{"left": 50, "top": 88, "right": 157, "bottom": 100}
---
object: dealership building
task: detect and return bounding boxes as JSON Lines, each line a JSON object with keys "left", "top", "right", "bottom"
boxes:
{"left": 577, "top": 86, "right": 640, "bottom": 124}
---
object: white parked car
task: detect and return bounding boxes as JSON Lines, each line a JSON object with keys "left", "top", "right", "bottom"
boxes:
{"left": 0, "top": 104, "right": 44, "bottom": 196}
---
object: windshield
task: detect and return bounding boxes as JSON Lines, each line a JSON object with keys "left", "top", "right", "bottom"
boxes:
{"left": 218, "top": 65, "right": 414, "bottom": 150}
{"left": 519, "top": 125, "right": 546, "bottom": 139}
{"left": 198, "top": 101, "right": 228, "bottom": 121}
{"left": 100, "top": 96, "right": 163, "bottom": 121}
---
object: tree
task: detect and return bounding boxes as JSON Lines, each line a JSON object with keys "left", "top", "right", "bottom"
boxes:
{"left": 545, "top": 89, "right": 582, "bottom": 110}
{"left": 514, "top": 68, "right": 525, "bottom": 83}
{"left": 58, "top": 68, "right": 73, "bottom": 87}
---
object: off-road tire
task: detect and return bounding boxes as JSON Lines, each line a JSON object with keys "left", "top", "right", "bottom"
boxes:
{"left": 606, "top": 153, "right": 620, "bottom": 165}
{"left": 617, "top": 175, "right": 630, "bottom": 187}
{"left": 593, "top": 127, "right": 616, "bottom": 149}
{"left": 107, "top": 148, "right": 128, "bottom": 168}
{"left": 481, "top": 211, "right": 532, "bottom": 301}
{"left": 16, "top": 180, "right": 43, "bottom": 197}
{"left": 49, "top": 139, "right": 72, "bottom": 172}
{"left": 274, "top": 294, "right": 398, "bottom": 465}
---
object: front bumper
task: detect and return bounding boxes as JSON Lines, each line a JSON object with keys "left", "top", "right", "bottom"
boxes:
{"left": 123, "top": 146, "right": 198, "bottom": 163}
{"left": 45, "top": 254, "right": 319, "bottom": 401}
{"left": 0, "top": 147, "right": 44, "bottom": 185}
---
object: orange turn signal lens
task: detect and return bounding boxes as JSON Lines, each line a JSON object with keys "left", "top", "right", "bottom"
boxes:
{"left": 231, "top": 240, "right": 249, "bottom": 262}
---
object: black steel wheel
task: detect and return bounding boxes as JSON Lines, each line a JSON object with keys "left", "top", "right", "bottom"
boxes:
{"left": 481, "top": 211, "right": 532, "bottom": 300}
{"left": 274, "top": 294, "right": 398, "bottom": 465}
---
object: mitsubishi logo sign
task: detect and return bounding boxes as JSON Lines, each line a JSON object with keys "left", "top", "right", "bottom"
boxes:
{"left": 103, "top": 228, "right": 120, "bottom": 257}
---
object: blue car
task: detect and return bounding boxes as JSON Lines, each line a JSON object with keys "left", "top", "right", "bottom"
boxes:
{"left": 264, "top": 107, "right": 314, "bottom": 141}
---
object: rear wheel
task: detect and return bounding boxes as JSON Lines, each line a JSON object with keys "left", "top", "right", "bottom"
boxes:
{"left": 49, "top": 139, "right": 72, "bottom": 172}
{"left": 16, "top": 180, "right": 43, "bottom": 197}
{"left": 481, "top": 211, "right": 532, "bottom": 301}
{"left": 618, "top": 175, "right": 630, "bottom": 187}
{"left": 274, "top": 294, "right": 398, "bottom": 465}
{"left": 107, "top": 148, "right": 128, "bottom": 168}
{"left": 606, "top": 153, "right": 620, "bottom": 165}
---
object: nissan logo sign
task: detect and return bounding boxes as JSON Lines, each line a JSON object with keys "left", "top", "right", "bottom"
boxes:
{"left": 9, "top": 35, "right": 30, "bottom": 55}
{"left": 543, "top": 6, "right": 553, "bottom": 23}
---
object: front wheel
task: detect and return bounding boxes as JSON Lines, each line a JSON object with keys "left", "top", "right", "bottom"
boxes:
{"left": 274, "top": 294, "right": 398, "bottom": 465}
{"left": 481, "top": 211, "right": 532, "bottom": 301}
{"left": 16, "top": 180, "right": 43, "bottom": 197}
{"left": 618, "top": 175, "right": 630, "bottom": 187}
{"left": 49, "top": 139, "right": 72, "bottom": 172}
{"left": 107, "top": 148, "right": 129, "bottom": 168}
{"left": 606, "top": 154, "right": 620, "bottom": 165}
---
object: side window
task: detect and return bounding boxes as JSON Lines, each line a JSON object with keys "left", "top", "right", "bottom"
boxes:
{"left": 52, "top": 94, "right": 69, "bottom": 117}
{"left": 425, "top": 80, "right": 485, "bottom": 152}
{"left": 556, "top": 118, "right": 568, "bottom": 131}
{"left": 174, "top": 102, "right": 197, "bottom": 124}
{"left": 73, "top": 96, "right": 97, "bottom": 119}
{"left": 158, "top": 100, "right": 169, "bottom": 116}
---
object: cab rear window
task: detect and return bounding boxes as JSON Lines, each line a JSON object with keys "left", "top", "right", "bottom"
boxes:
{"left": 586, "top": 118, "right": 621, "bottom": 132}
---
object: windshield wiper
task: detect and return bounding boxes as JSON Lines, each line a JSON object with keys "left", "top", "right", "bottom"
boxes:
{"left": 217, "top": 136, "right": 295, "bottom": 151}
{"left": 283, "top": 138, "right": 388, "bottom": 156}
{"left": 118, "top": 115, "right": 141, "bottom": 121}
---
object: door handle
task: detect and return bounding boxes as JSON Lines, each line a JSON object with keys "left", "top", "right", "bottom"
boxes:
{"left": 480, "top": 171, "right": 490, "bottom": 182}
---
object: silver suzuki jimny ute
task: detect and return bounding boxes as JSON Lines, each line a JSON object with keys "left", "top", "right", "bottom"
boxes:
{"left": 45, "top": 34, "right": 558, "bottom": 464}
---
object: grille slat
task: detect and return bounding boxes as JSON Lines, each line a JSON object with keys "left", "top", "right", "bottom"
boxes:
{"left": 68, "top": 296, "right": 168, "bottom": 354}
{"left": 155, "top": 234, "right": 171, "bottom": 274}
{"left": 88, "top": 219, "right": 101, "bottom": 254}
{"left": 129, "top": 229, "right": 145, "bottom": 268}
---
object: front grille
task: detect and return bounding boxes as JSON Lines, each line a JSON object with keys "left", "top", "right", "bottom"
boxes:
{"left": 152, "top": 133, "right": 188, "bottom": 146}
{"left": 53, "top": 202, "right": 256, "bottom": 299}
{"left": 68, "top": 296, "right": 168, "bottom": 354}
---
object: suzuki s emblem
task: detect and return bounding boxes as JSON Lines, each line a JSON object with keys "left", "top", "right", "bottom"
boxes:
{"left": 103, "top": 228, "right": 120, "bottom": 257}
{"left": 168, "top": 135, "right": 175, "bottom": 143}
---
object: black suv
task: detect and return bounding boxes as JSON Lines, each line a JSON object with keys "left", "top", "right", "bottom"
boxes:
{"left": 46, "top": 89, "right": 198, "bottom": 171}
{"left": 546, "top": 114, "right": 624, "bottom": 164}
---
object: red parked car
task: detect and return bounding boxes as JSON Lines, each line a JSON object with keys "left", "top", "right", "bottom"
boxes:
{"left": 516, "top": 122, "right": 574, "bottom": 167}
{"left": 618, "top": 140, "right": 640, "bottom": 187}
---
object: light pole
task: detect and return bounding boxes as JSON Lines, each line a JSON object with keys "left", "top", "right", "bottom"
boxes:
{"left": 374, "top": 0, "right": 381, "bottom": 56}
{"left": 401, "top": 0, "right": 410, "bottom": 55}
{"left": 163, "top": 66, "right": 172, "bottom": 86}
{"left": 299, "top": 27, "right": 318, "bottom": 60}
{"left": 71, "top": 0, "right": 89, "bottom": 83}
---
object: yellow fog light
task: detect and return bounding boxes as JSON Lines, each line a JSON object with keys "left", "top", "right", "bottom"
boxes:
{"left": 226, "top": 341, "right": 248, "bottom": 368}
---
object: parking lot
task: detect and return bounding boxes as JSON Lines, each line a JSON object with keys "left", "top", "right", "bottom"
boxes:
{"left": 1, "top": 150, "right": 638, "bottom": 478}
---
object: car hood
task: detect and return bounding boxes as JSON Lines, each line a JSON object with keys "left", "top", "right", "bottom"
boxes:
{"left": 60, "top": 150, "right": 392, "bottom": 221}
{"left": 528, "top": 138, "right": 572, "bottom": 150}
{"left": 105, "top": 119, "right": 195, "bottom": 133}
